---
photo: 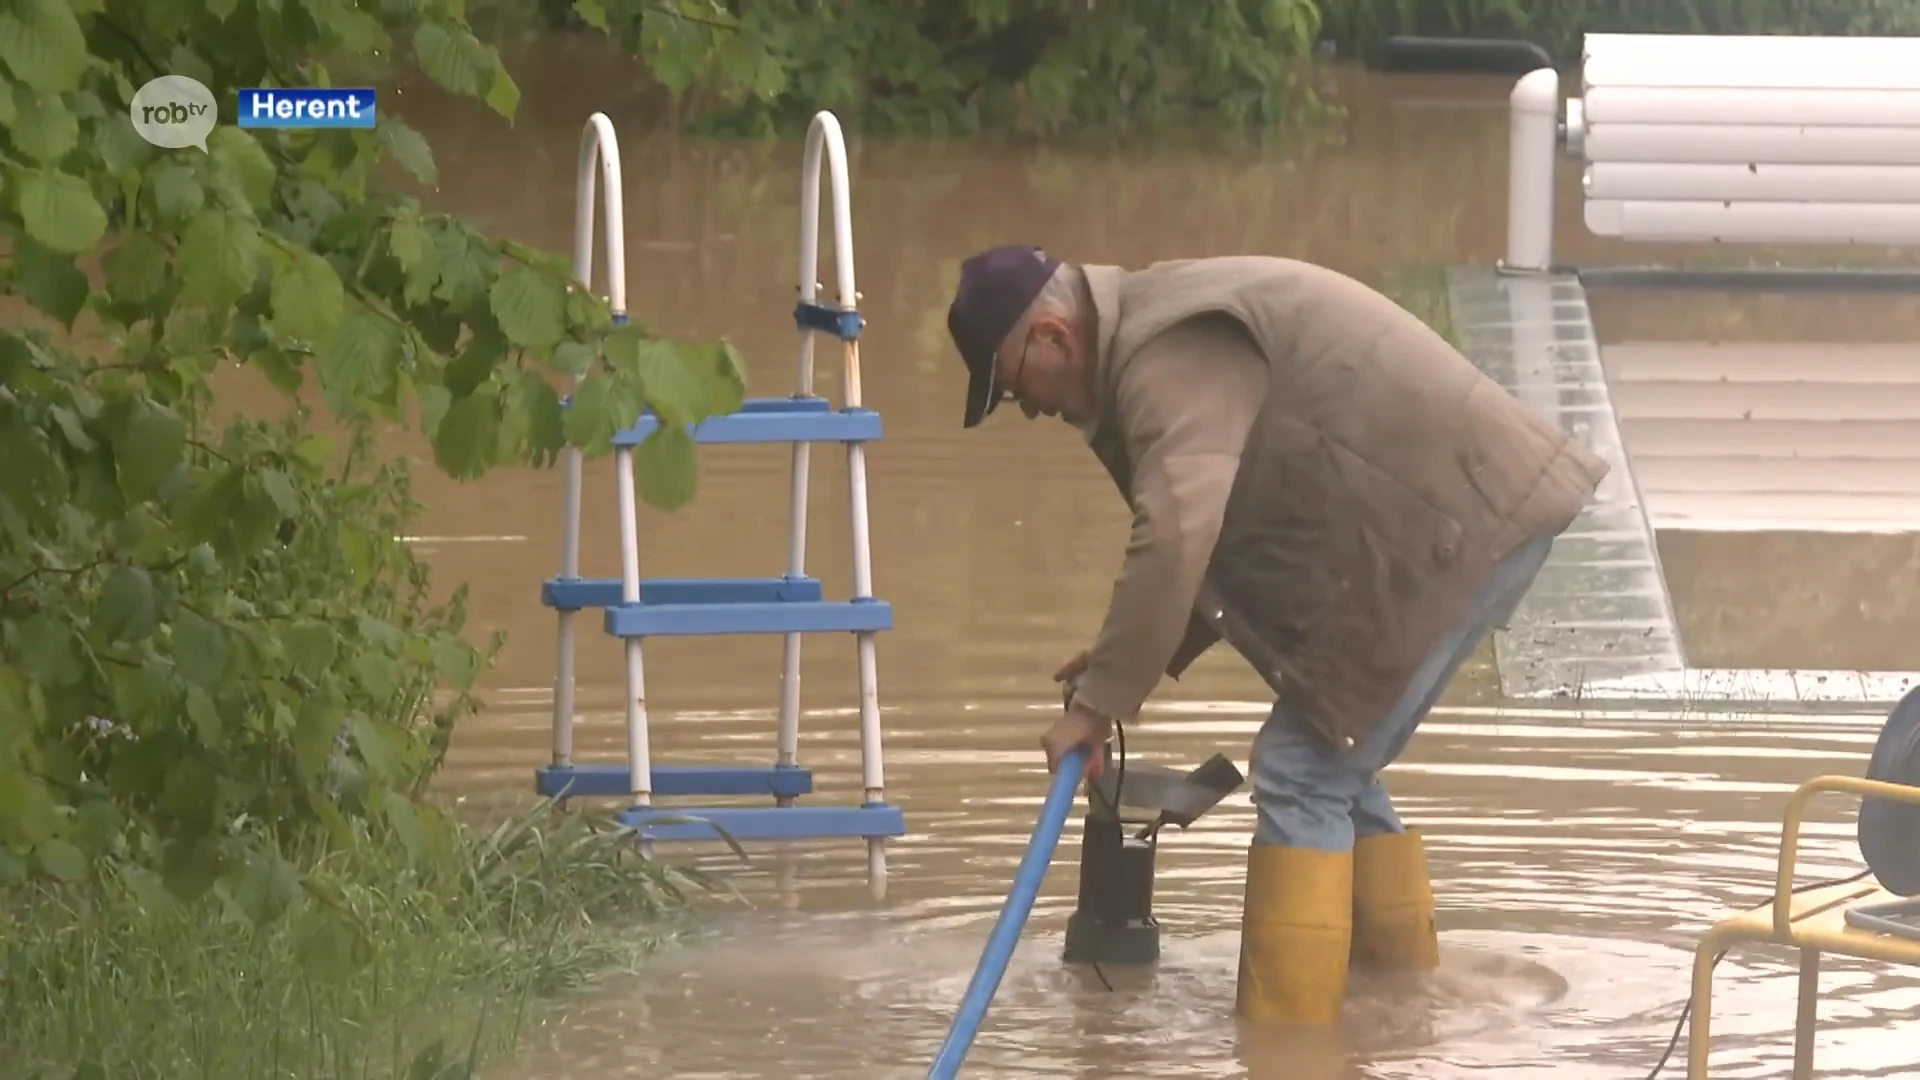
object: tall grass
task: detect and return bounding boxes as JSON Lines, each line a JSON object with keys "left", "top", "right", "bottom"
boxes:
{"left": 1, "top": 802, "right": 722, "bottom": 1080}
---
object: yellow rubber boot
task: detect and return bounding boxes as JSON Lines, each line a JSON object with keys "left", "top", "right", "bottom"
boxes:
{"left": 1234, "top": 844, "right": 1353, "bottom": 1026}
{"left": 1351, "top": 828, "right": 1440, "bottom": 973}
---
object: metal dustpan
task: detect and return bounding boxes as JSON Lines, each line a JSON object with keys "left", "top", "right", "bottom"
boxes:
{"left": 1085, "top": 753, "right": 1245, "bottom": 829}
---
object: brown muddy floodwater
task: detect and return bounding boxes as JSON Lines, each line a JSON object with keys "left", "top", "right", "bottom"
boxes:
{"left": 248, "top": 47, "right": 1920, "bottom": 1077}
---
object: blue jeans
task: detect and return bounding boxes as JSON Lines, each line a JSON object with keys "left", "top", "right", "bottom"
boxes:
{"left": 1250, "top": 530, "right": 1557, "bottom": 851}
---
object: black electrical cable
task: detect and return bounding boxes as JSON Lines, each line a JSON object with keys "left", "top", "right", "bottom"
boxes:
{"left": 1088, "top": 710, "right": 1126, "bottom": 993}
{"left": 1639, "top": 867, "right": 1873, "bottom": 1079}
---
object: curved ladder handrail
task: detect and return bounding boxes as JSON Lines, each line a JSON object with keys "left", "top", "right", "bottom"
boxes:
{"left": 779, "top": 110, "right": 890, "bottom": 893}
{"left": 551, "top": 112, "right": 631, "bottom": 772}
{"left": 924, "top": 746, "right": 1090, "bottom": 1079}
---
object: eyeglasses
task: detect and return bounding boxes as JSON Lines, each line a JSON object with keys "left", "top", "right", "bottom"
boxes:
{"left": 997, "top": 337, "right": 1031, "bottom": 405}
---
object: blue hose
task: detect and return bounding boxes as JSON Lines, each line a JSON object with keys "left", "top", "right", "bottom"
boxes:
{"left": 924, "top": 745, "right": 1089, "bottom": 1080}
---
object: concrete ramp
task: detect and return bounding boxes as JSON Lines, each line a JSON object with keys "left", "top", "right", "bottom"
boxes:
{"left": 1445, "top": 268, "right": 1688, "bottom": 697}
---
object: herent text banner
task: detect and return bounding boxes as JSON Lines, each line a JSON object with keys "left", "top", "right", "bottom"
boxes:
{"left": 238, "top": 88, "right": 378, "bottom": 129}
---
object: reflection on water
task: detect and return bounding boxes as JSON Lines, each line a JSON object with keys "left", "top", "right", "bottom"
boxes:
{"left": 463, "top": 703, "right": 1909, "bottom": 1079}
{"left": 291, "top": 50, "right": 1920, "bottom": 1080}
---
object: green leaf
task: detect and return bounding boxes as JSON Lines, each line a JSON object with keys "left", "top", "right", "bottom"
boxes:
{"left": 259, "top": 467, "right": 299, "bottom": 516}
{"left": 271, "top": 250, "right": 346, "bottom": 344}
{"left": 161, "top": 836, "right": 225, "bottom": 902}
{"left": 519, "top": 372, "right": 566, "bottom": 464}
{"left": 0, "top": 0, "right": 89, "bottom": 93}
{"left": 562, "top": 373, "right": 623, "bottom": 456}
{"left": 349, "top": 714, "right": 402, "bottom": 781}
{"left": 573, "top": 0, "right": 610, "bottom": 31}
{"left": 295, "top": 905, "right": 371, "bottom": 980}
{"left": 172, "top": 608, "right": 230, "bottom": 687}
{"left": 233, "top": 850, "right": 302, "bottom": 926}
{"left": 293, "top": 700, "right": 341, "bottom": 785}
{"left": 489, "top": 266, "right": 567, "bottom": 349}
{"left": 93, "top": 565, "right": 158, "bottom": 644}
{"left": 103, "top": 231, "right": 172, "bottom": 306}
{"left": 432, "top": 384, "right": 499, "bottom": 479}
{"left": 485, "top": 65, "right": 520, "bottom": 120}
{"left": 112, "top": 400, "right": 187, "bottom": 502}
{"left": 606, "top": 332, "right": 706, "bottom": 424}
{"left": 184, "top": 684, "right": 221, "bottom": 745}
{"left": 177, "top": 210, "right": 263, "bottom": 311}
{"left": 413, "top": 22, "right": 493, "bottom": 97}
{"left": 285, "top": 621, "right": 339, "bottom": 677}
{"left": 144, "top": 160, "right": 204, "bottom": 226}
{"left": 430, "top": 224, "right": 491, "bottom": 309}
{"left": 16, "top": 167, "right": 106, "bottom": 253}
{"left": 15, "top": 613, "right": 82, "bottom": 686}
{"left": 110, "top": 662, "right": 168, "bottom": 724}
{"left": 429, "top": 635, "right": 480, "bottom": 689}
{"left": 376, "top": 118, "right": 437, "bottom": 186}
{"left": 444, "top": 325, "right": 506, "bottom": 397}
{"left": 552, "top": 340, "right": 595, "bottom": 376}
{"left": 349, "top": 651, "right": 400, "bottom": 700}
{"left": 32, "top": 839, "right": 86, "bottom": 881}
{"left": 317, "top": 313, "right": 401, "bottom": 402}
{"left": 14, "top": 236, "right": 89, "bottom": 327}
{"left": 633, "top": 425, "right": 699, "bottom": 510}
{"left": 10, "top": 86, "right": 77, "bottom": 162}
{"left": 208, "top": 127, "right": 278, "bottom": 213}
{"left": 95, "top": 114, "right": 155, "bottom": 176}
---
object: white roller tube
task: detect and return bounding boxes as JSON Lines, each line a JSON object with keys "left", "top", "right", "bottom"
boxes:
{"left": 1507, "top": 67, "right": 1560, "bottom": 274}
{"left": 1583, "top": 33, "right": 1920, "bottom": 92}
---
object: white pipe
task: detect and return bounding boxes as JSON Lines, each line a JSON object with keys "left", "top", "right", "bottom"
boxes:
{"left": 807, "top": 110, "right": 886, "bottom": 891}
{"left": 552, "top": 113, "right": 631, "bottom": 768}
{"left": 805, "top": 111, "right": 859, "bottom": 305}
{"left": 776, "top": 114, "right": 831, "bottom": 787}
{"left": 615, "top": 446, "right": 651, "bottom": 805}
{"left": 1506, "top": 67, "right": 1560, "bottom": 274}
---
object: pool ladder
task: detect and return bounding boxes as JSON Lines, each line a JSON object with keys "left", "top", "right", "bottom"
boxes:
{"left": 535, "top": 110, "right": 905, "bottom": 894}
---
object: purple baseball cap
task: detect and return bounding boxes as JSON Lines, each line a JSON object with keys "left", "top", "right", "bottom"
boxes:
{"left": 946, "top": 244, "right": 1061, "bottom": 428}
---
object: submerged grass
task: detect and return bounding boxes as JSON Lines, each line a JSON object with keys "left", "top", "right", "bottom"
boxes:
{"left": 1, "top": 800, "right": 725, "bottom": 1080}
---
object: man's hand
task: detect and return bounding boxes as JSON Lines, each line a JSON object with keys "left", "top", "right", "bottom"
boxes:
{"left": 1042, "top": 701, "right": 1111, "bottom": 779}
{"left": 1053, "top": 649, "right": 1091, "bottom": 689}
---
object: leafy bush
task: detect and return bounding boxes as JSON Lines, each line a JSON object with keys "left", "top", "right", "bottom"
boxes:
{"left": 542, "top": 0, "right": 1329, "bottom": 134}
{"left": 1319, "top": 0, "right": 1920, "bottom": 67}
{"left": 0, "top": 0, "right": 747, "bottom": 899}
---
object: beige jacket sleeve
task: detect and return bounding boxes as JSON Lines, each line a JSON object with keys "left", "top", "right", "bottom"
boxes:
{"left": 1070, "top": 315, "right": 1268, "bottom": 725}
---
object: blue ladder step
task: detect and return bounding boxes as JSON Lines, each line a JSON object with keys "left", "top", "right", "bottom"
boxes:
{"left": 615, "top": 803, "right": 907, "bottom": 842}
{"left": 613, "top": 396, "right": 883, "bottom": 447}
{"left": 543, "top": 575, "right": 823, "bottom": 612}
{"left": 604, "top": 597, "right": 891, "bottom": 637}
{"left": 535, "top": 763, "right": 814, "bottom": 800}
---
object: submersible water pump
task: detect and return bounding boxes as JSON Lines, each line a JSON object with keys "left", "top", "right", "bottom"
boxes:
{"left": 1061, "top": 741, "right": 1246, "bottom": 967}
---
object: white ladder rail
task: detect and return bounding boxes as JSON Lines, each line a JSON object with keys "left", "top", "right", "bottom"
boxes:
{"left": 551, "top": 112, "right": 630, "bottom": 773}
{"left": 798, "top": 110, "right": 888, "bottom": 891}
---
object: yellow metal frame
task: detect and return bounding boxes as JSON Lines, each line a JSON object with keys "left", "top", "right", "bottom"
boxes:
{"left": 1688, "top": 775, "right": 1920, "bottom": 1079}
